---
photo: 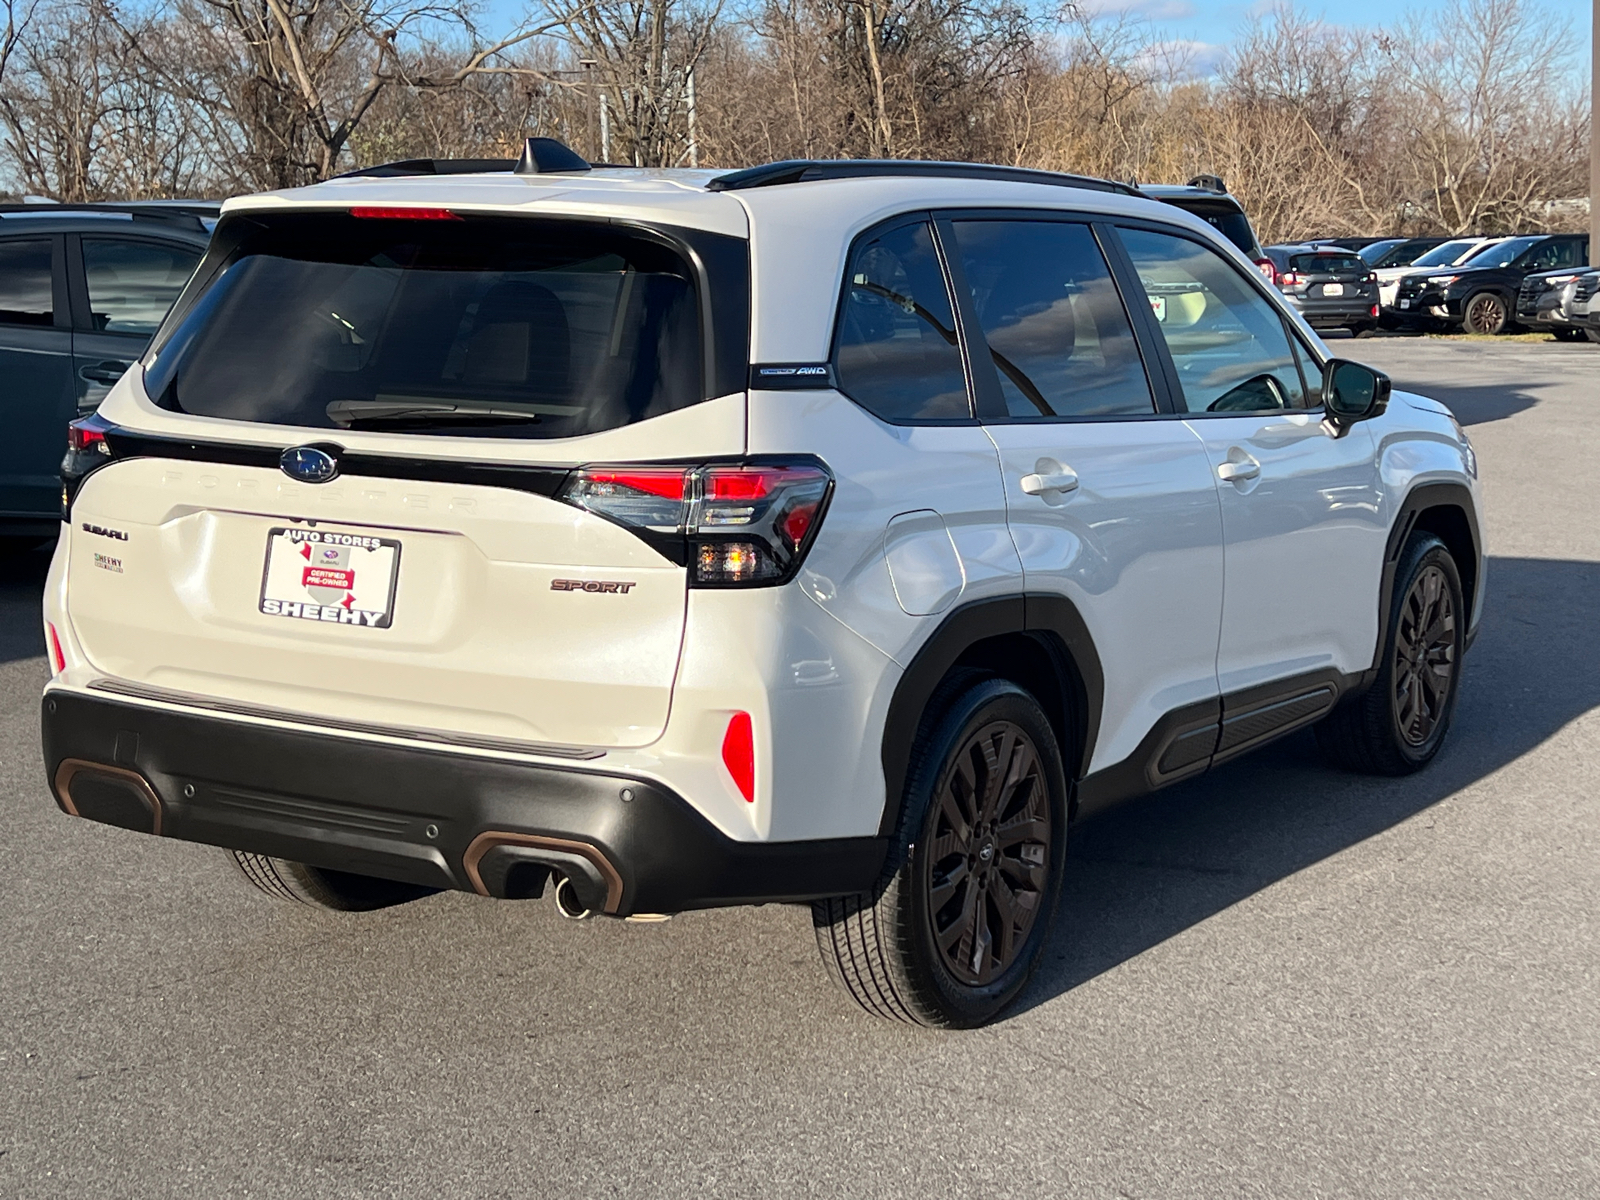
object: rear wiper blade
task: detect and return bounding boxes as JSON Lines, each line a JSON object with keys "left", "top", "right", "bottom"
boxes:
{"left": 326, "top": 398, "right": 542, "bottom": 428}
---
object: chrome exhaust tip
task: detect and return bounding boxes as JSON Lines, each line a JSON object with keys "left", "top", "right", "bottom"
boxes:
{"left": 552, "top": 874, "right": 594, "bottom": 920}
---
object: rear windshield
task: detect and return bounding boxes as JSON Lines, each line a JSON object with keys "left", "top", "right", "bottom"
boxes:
{"left": 144, "top": 212, "right": 746, "bottom": 439}
{"left": 1356, "top": 240, "right": 1404, "bottom": 265}
{"left": 1290, "top": 253, "right": 1365, "bottom": 274}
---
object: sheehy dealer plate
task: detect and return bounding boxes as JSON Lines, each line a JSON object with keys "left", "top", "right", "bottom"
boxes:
{"left": 259, "top": 526, "right": 401, "bottom": 629}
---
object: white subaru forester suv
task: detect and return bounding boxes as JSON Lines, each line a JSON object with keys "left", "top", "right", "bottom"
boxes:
{"left": 41, "top": 142, "right": 1482, "bottom": 1028}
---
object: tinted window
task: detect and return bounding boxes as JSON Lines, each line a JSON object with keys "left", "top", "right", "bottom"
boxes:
{"left": 144, "top": 214, "right": 706, "bottom": 439}
{"left": 1120, "top": 227, "right": 1307, "bottom": 413}
{"left": 84, "top": 239, "right": 202, "bottom": 336}
{"left": 1519, "top": 239, "right": 1584, "bottom": 272}
{"left": 951, "top": 220, "right": 1153, "bottom": 419}
{"left": 1289, "top": 253, "right": 1366, "bottom": 275}
{"left": 1411, "top": 240, "right": 1481, "bottom": 268}
{"left": 0, "top": 238, "right": 54, "bottom": 326}
{"left": 834, "top": 220, "right": 968, "bottom": 421}
{"left": 1357, "top": 240, "right": 1404, "bottom": 265}
{"left": 1460, "top": 237, "right": 1541, "bottom": 269}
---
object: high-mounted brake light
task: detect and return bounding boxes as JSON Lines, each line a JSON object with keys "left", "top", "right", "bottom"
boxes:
{"left": 559, "top": 461, "right": 833, "bottom": 587}
{"left": 348, "top": 206, "right": 461, "bottom": 221}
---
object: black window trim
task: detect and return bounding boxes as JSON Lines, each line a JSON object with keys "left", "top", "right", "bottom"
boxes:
{"left": 827, "top": 209, "right": 982, "bottom": 427}
{"left": 0, "top": 231, "right": 70, "bottom": 331}
{"left": 67, "top": 229, "right": 209, "bottom": 336}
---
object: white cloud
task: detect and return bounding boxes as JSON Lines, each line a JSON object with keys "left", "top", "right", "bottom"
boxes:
{"left": 1133, "top": 38, "right": 1230, "bottom": 77}
{"left": 1079, "top": 0, "right": 1200, "bottom": 19}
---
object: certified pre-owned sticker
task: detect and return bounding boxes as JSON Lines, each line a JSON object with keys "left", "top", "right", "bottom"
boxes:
{"left": 259, "top": 527, "right": 401, "bottom": 628}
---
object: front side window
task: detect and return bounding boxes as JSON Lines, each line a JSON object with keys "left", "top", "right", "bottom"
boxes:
{"left": 950, "top": 219, "right": 1153, "bottom": 419}
{"left": 1119, "top": 227, "right": 1307, "bottom": 413}
{"left": 84, "top": 239, "right": 202, "bottom": 336}
{"left": 834, "top": 220, "right": 969, "bottom": 422}
{"left": 144, "top": 213, "right": 708, "bottom": 439}
{"left": 1519, "top": 239, "right": 1583, "bottom": 272}
{"left": 0, "top": 239, "right": 54, "bottom": 326}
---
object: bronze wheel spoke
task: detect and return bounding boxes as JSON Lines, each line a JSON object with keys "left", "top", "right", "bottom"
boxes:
{"left": 928, "top": 860, "right": 969, "bottom": 912}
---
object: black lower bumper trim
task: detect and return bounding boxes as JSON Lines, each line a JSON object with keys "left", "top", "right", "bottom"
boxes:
{"left": 40, "top": 690, "right": 886, "bottom": 916}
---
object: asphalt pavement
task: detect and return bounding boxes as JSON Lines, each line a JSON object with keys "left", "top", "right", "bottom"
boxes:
{"left": 2, "top": 336, "right": 1596, "bottom": 1198}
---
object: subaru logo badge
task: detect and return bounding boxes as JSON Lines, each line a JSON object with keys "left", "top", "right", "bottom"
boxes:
{"left": 280, "top": 446, "right": 338, "bottom": 484}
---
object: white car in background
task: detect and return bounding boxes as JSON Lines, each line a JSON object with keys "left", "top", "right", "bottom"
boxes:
{"left": 1378, "top": 237, "right": 1507, "bottom": 313}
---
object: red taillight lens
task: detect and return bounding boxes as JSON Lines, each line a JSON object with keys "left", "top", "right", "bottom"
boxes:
{"left": 47, "top": 622, "right": 65, "bottom": 673}
{"left": 1370, "top": 304, "right": 1380, "bottom": 317}
{"left": 67, "top": 416, "right": 110, "bottom": 454}
{"left": 1254, "top": 258, "right": 1276, "bottom": 283}
{"left": 1279, "top": 271, "right": 1302, "bottom": 287}
{"left": 349, "top": 206, "right": 461, "bottom": 220}
{"left": 721, "top": 712, "right": 755, "bottom": 802}
{"left": 559, "top": 460, "right": 833, "bottom": 587}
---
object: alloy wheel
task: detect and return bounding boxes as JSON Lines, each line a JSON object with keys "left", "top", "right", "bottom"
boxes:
{"left": 924, "top": 719, "right": 1052, "bottom": 986}
{"left": 1392, "top": 564, "right": 1457, "bottom": 746}
{"left": 1465, "top": 294, "right": 1506, "bottom": 335}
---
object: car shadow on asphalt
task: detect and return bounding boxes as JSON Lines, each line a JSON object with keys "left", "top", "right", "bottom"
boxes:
{"left": 0, "top": 542, "right": 51, "bottom": 666}
{"left": 1016, "top": 554, "right": 1600, "bottom": 1018}
{"left": 1393, "top": 380, "right": 1547, "bottom": 427}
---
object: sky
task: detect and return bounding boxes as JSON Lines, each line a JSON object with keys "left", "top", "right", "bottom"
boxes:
{"left": 1082, "top": 0, "right": 1594, "bottom": 76}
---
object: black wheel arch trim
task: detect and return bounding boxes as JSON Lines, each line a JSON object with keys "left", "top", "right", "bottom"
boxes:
{"left": 877, "top": 593, "right": 1105, "bottom": 837}
{"left": 1375, "top": 481, "right": 1481, "bottom": 672}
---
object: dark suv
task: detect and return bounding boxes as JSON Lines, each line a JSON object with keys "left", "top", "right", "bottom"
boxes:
{"left": 0, "top": 202, "right": 212, "bottom": 546}
{"left": 1262, "top": 244, "right": 1380, "bottom": 335}
{"left": 1140, "top": 177, "right": 1272, "bottom": 280}
{"left": 1391, "top": 234, "right": 1590, "bottom": 334}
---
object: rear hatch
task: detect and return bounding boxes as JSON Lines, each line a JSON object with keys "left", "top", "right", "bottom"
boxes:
{"left": 1284, "top": 251, "right": 1372, "bottom": 302}
{"left": 64, "top": 206, "right": 749, "bottom": 750}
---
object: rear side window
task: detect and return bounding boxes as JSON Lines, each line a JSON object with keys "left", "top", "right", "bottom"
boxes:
{"left": 145, "top": 213, "right": 732, "bottom": 439}
{"left": 84, "top": 239, "right": 202, "bottom": 336}
{"left": 0, "top": 239, "right": 54, "bottom": 326}
{"left": 834, "top": 220, "right": 969, "bottom": 422}
{"left": 950, "top": 219, "right": 1153, "bottom": 419}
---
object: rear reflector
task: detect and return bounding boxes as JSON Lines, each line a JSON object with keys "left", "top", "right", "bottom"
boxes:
{"left": 721, "top": 712, "right": 755, "bottom": 802}
{"left": 47, "top": 622, "right": 64, "bottom": 673}
{"left": 349, "top": 206, "right": 461, "bottom": 220}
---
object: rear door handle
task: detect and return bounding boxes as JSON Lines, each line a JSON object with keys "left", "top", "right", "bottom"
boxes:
{"left": 79, "top": 361, "right": 131, "bottom": 385}
{"left": 1217, "top": 456, "right": 1260, "bottom": 483}
{"left": 1020, "top": 469, "right": 1080, "bottom": 496}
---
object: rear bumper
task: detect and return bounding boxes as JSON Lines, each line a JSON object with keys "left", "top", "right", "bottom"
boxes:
{"left": 1283, "top": 297, "right": 1377, "bottom": 325}
{"left": 40, "top": 689, "right": 886, "bottom": 916}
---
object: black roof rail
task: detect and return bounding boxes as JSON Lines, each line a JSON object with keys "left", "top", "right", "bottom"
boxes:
{"left": 0, "top": 200, "right": 218, "bottom": 231}
{"left": 706, "top": 159, "right": 1140, "bottom": 196}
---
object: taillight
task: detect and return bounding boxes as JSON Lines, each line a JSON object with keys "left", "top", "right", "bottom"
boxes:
{"left": 67, "top": 415, "right": 111, "bottom": 455}
{"left": 1254, "top": 258, "right": 1276, "bottom": 283}
{"left": 559, "top": 460, "right": 833, "bottom": 587}
{"left": 1279, "top": 271, "right": 1302, "bottom": 287}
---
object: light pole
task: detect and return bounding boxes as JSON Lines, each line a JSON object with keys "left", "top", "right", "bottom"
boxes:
{"left": 1591, "top": 0, "right": 1597, "bottom": 262}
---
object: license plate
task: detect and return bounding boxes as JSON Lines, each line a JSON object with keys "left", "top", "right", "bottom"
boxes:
{"left": 259, "top": 526, "right": 401, "bottom": 628}
{"left": 1323, "top": 283, "right": 1345, "bottom": 296}
{"left": 1399, "top": 299, "right": 1412, "bottom": 309}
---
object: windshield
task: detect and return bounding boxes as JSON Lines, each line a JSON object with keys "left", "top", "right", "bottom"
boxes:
{"left": 1357, "top": 240, "right": 1404, "bottom": 265}
{"left": 1457, "top": 236, "right": 1542, "bottom": 270}
{"left": 144, "top": 212, "right": 738, "bottom": 439}
{"left": 1411, "top": 240, "right": 1481, "bottom": 268}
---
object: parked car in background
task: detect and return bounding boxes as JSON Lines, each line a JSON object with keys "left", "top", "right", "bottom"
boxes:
{"left": 1376, "top": 237, "right": 1503, "bottom": 313}
{"left": 0, "top": 202, "right": 213, "bottom": 548}
{"left": 1516, "top": 266, "right": 1595, "bottom": 340}
{"left": 1140, "top": 176, "right": 1273, "bottom": 279}
{"left": 1263, "top": 244, "right": 1380, "bottom": 335}
{"left": 1359, "top": 238, "right": 1449, "bottom": 269}
{"left": 1306, "top": 237, "right": 1392, "bottom": 252}
{"left": 1569, "top": 270, "right": 1600, "bottom": 343}
{"left": 1391, "top": 233, "right": 1590, "bottom": 334}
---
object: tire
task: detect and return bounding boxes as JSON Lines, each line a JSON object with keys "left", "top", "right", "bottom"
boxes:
{"left": 812, "top": 676, "right": 1068, "bottom": 1028}
{"left": 1316, "top": 532, "right": 1464, "bottom": 775}
{"left": 1349, "top": 323, "right": 1376, "bottom": 338}
{"left": 1461, "top": 291, "right": 1509, "bottom": 335}
{"left": 1551, "top": 327, "right": 1586, "bottom": 342}
{"left": 1586, "top": 328, "right": 1600, "bottom": 345}
{"left": 229, "top": 851, "right": 439, "bottom": 911}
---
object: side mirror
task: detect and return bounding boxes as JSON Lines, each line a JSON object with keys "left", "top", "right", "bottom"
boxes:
{"left": 1321, "top": 359, "right": 1391, "bottom": 434}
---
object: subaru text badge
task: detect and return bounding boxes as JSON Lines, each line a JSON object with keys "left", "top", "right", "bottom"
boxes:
{"left": 280, "top": 446, "right": 339, "bottom": 484}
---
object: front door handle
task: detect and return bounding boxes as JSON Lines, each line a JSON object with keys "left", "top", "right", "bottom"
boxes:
{"left": 79, "top": 361, "right": 131, "bottom": 385}
{"left": 1020, "top": 469, "right": 1080, "bottom": 496}
{"left": 1217, "top": 456, "right": 1260, "bottom": 483}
